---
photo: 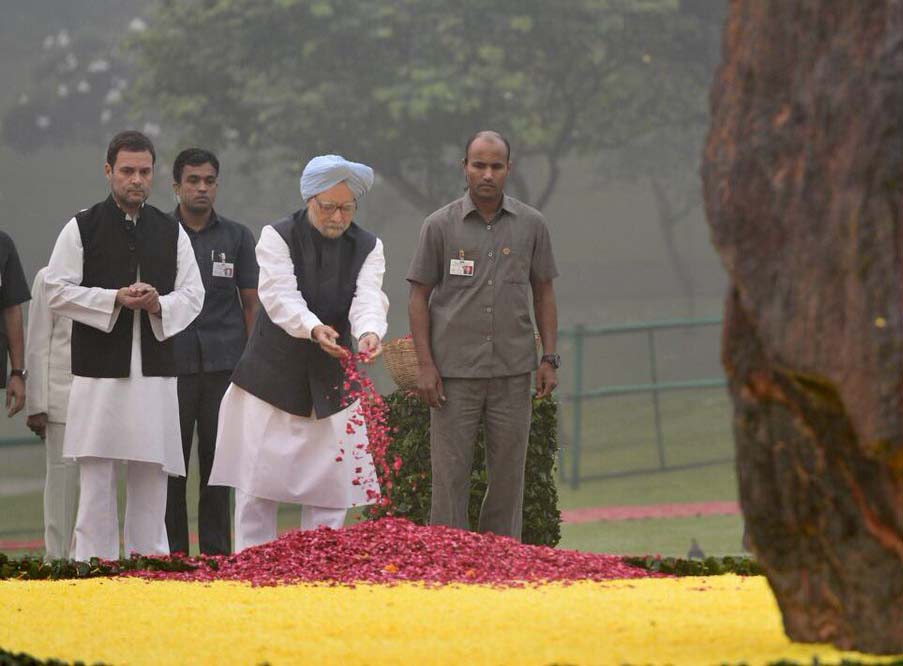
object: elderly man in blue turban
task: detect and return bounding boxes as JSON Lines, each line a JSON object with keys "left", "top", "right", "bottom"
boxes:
{"left": 209, "top": 155, "right": 389, "bottom": 551}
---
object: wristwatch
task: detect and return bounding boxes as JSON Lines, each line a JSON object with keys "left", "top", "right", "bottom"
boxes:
{"left": 10, "top": 368, "right": 27, "bottom": 380}
{"left": 540, "top": 354, "right": 560, "bottom": 369}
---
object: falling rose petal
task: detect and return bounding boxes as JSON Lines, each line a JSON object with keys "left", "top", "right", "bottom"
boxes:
{"left": 333, "top": 351, "right": 398, "bottom": 510}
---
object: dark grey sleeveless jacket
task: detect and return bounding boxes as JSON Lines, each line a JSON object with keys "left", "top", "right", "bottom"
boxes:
{"left": 230, "top": 209, "right": 376, "bottom": 418}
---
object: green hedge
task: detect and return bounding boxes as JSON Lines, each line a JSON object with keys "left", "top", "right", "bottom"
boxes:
{"left": 624, "top": 555, "right": 764, "bottom": 577}
{"left": 0, "top": 552, "right": 219, "bottom": 582}
{"left": 364, "top": 391, "right": 562, "bottom": 547}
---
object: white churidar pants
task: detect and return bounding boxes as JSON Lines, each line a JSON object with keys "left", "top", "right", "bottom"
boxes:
{"left": 234, "top": 489, "right": 347, "bottom": 553}
{"left": 43, "top": 422, "right": 79, "bottom": 560}
{"left": 73, "top": 457, "right": 169, "bottom": 561}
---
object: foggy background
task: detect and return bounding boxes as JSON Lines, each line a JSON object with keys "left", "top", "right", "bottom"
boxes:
{"left": 1, "top": 0, "right": 740, "bottom": 556}
{"left": 0, "top": 0, "right": 728, "bottom": 330}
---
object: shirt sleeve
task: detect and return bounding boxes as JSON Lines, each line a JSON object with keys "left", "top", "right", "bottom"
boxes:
{"left": 44, "top": 219, "right": 121, "bottom": 332}
{"left": 349, "top": 238, "right": 389, "bottom": 341}
{"left": 24, "top": 268, "right": 51, "bottom": 416}
{"left": 405, "top": 218, "right": 443, "bottom": 287}
{"left": 0, "top": 232, "right": 32, "bottom": 308}
{"left": 256, "top": 225, "right": 322, "bottom": 339}
{"left": 148, "top": 224, "right": 205, "bottom": 341}
{"left": 530, "top": 219, "right": 559, "bottom": 283}
{"left": 235, "top": 225, "right": 260, "bottom": 290}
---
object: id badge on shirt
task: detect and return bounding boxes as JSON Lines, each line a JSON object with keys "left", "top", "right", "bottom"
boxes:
{"left": 212, "top": 261, "right": 235, "bottom": 278}
{"left": 449, "top": 258, "right": 475, "bottom": 276}
{"left": 211, "top": 251, "right": 235, "bottom": 278}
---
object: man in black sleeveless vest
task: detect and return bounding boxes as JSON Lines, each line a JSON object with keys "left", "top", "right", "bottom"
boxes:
{"left": 44, "top": 131, "right": 204, "bottom": 561}
{"left": 209, "top": 155, "right": 388, "bottom": 552}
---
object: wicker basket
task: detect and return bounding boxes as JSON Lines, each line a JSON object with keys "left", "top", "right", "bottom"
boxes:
{"left": 382, "top": 334, "right": 543, "bottom": 390}
{"left": 382, "top": 337, "right": 420, "bottom": 390}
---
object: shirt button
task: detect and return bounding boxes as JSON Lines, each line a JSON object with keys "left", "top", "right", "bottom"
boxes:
{"left": 486, "top": 335, "right": 493, "bottom": 341}
{"left": 488, "top": 250, "right": 494, "bottom": 257}
{"left": 485, "top": 306, "right": 492, "bottom": 313}
{"left": 486, "top": 225, "right": 492, "bottom": 230}
{"left": 488, "top": 279, "right": 493, "bottom": 286}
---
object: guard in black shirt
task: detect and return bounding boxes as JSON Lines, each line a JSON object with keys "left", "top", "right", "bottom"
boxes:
{"left": 0, "top": 230, "right": 31, "bottom": 416}
{"left": 166, "top": 148, "right": 259, "bottom": 555}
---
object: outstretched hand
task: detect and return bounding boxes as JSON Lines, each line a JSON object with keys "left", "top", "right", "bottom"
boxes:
{"left": 312, "top": 324, "right": 350, "bottom": 359}
{"left": 357, "top": 333, "right": 382, "bottom": 363}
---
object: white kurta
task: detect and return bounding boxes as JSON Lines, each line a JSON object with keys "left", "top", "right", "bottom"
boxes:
{"left": 44, "top": 216, "right": 204, "bottom": 476}
{"left": 26, "top": 267, "right": 78, "bottom": 560}
{"left": 209, "top": 225, "right": 389, "bottom": 508}
{"left": 25, "top": 267, "right": 73, "bottom": 425}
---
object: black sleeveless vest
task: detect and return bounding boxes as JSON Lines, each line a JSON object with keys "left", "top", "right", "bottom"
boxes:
{"left": 230, "top": 209, "right": 377, "bottom": 418}
{"left": 70, "top": 195, "right": 180, "bottom": 377}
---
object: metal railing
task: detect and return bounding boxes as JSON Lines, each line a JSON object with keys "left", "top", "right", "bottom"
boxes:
{"left": 0, "top": 436, "right": 35, "bottom": 449}
{"left": 558, "top": 317, "right": 729, "bottom": 489}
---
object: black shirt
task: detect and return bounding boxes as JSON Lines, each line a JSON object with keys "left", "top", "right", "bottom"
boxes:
{"left": 170, "top": 209, "right": 259, "bottom": 375}
{"left": 0, "top": 231, "right": 31, "bottom": 388}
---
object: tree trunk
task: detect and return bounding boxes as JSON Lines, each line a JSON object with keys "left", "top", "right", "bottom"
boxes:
{"left": 702, "top": 0, "right": 903, "bottom": 654}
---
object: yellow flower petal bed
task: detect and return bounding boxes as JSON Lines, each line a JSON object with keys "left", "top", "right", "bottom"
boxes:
{"left": 0, "top": 575, "right": 898, "bottom": 666}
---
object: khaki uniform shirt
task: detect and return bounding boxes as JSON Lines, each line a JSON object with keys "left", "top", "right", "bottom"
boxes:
{"left": 406, "top": 193, "right": 558, "bottom": 378}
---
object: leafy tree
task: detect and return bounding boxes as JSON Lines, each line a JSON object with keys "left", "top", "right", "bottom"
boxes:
{"left": 3, "top": 0, "right": 724, "bottom": 312}
{"left": 124, "top": 0, "right": 722, "bottom": 214}
{"left": 0, "top": 2, "right": 152, "bottom": 152}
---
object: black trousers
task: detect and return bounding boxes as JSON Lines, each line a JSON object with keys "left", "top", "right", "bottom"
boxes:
{"left": 165, "top": 370, "right": 232, "bottom": 555}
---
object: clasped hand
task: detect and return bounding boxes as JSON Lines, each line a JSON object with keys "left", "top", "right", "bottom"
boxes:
{"left": 116, "top": 282, "right": 161, "bottom": 314}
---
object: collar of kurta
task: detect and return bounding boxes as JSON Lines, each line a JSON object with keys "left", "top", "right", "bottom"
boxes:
{"left": 104, "top": 193, "right": 144, "bottom": 227}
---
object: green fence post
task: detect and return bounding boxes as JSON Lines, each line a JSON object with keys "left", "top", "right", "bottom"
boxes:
{"left": 647, "top": 328, "right": 666, "bottom": 470}
{"left": 571, "top": 324, "right": 585, "bottom": 490}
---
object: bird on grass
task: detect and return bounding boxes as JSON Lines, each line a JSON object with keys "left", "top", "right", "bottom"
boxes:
{"left": 687, "top": 538, "right": 705, "bottom": 560}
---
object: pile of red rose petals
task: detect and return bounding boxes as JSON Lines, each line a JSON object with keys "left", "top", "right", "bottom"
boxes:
{"left": 129, "top": 518, "right": 660, "bottom": 587}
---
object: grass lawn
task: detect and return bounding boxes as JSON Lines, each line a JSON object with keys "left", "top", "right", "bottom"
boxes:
{"left": 561, "top": 514, "right": 744, "bottom": 556}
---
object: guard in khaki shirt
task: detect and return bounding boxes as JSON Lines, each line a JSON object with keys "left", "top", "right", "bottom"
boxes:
{"left": 407, "top": 130, "right": 559, "bottom": 541}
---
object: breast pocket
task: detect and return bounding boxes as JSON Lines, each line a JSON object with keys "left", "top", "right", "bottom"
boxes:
{"left": 502, "top": 242, "right": 531, "bottom": 284}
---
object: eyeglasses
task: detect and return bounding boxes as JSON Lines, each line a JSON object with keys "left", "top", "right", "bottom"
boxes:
{"left": 315, "top": 197, "right": 357, "bottom": 216}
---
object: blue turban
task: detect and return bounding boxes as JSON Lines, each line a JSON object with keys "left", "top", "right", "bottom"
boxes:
{"left": 300, "top": 154, "right": 374, "bottom": 201}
